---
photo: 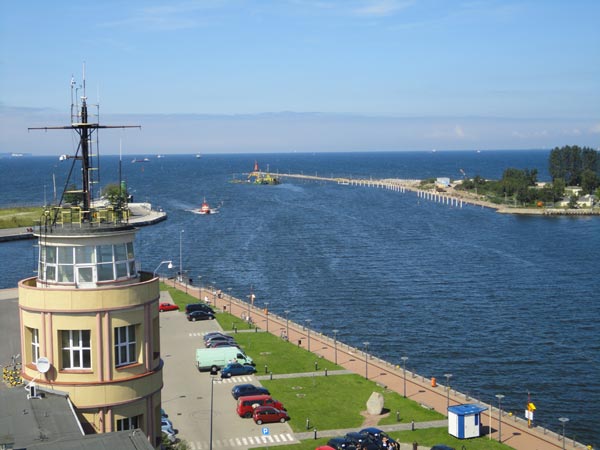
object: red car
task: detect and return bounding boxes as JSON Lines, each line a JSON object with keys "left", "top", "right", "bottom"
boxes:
{"left": 159, "top": 302, "right": 179, "bottom": 312}
{"left": 252, "top": 406, "right": 290, "bottom": 425}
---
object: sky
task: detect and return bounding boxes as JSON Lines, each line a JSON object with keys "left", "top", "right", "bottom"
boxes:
{"left": 1, "top": 0, "right": 599, "bottom": 155}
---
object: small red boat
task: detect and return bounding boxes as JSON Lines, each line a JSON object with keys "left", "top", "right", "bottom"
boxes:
{"left": 193, "top": 197, "right": 219, "bottom": 215}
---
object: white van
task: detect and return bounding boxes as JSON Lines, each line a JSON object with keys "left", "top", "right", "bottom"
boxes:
{"left": 195, "top": 346, "right": 254, "bottom": 372}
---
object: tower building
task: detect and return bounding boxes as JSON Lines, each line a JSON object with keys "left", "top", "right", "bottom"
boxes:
{"left": 18, "top": 73, "right": 163, "bottom": 447}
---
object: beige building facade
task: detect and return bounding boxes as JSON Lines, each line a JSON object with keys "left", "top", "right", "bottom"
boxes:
{"left": 18, "top": 224, "right": 163, "bottom": 447}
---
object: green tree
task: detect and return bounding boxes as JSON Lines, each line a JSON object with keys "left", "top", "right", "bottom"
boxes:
{"left": 552, "top": 178, "right": 566, "bottom": 201}
{"left": 548, "top": 145, "right": 599, "bottom": 185}
{"left": 581, "top": 169, "right": 600, "bottom": 194}
{"left": 102, "top": 183, "right": 129, "bottom": 206}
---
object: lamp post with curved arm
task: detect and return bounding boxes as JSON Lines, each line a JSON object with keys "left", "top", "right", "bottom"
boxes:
{"left": 153, "top": 260, "right": 173, "bottom": 278}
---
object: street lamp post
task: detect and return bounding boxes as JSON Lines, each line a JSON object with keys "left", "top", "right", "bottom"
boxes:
{"left": 228, "top": 287, "right": 232, "bottom": 313}
{"left": 332, "top": 329, "right": 339, "bottom": 365}
{"left": 401, "top": 356, "right": 408, "bottom": 397}
{"left": 209, "top": 373, "right": 216, "bottom": 450}
{"left": 363, "top": 342, "right": 370, "bottom": 379}
{"left": 264, "top": 302, "right": 269, "bottom": 332}
{"left": 212, "top": 281, "right": 216, "bottom": 307}
{"left": 284, "top": 310, "right": 290, "bottom": 339}
{"left": 284, "top": 309, "right": 290, "bottom": 341}
{"left": 153, "top": 260, "right": 173, "bottom": 278}
{"left": 179, "top": 229, "right": 184, "bottom": 282}
{"left": 305, "top": 319, "right": 312, "bottom": 351}
{"left": 495, "top": 394, "right": 505, "bottom": 443}
{"left": 558, "top": 417, "right": 569, "bottom": 450}
{"left": 444, "top": 373, "right": 453, "bottom": 411}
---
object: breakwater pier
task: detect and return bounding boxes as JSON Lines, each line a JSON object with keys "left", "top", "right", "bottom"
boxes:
{"left": 274, "top": 172, "right": 600, "bottom": 215}
{"left": 169, "top": 278, "right": 588, "bottom": 450}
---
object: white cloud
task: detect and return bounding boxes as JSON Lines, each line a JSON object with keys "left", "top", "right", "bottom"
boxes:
{"left": 454, "top": 125, "right": 465, "bottom": 138}
{"left": 590, "top": 123, "right": 600, "bottom": 134}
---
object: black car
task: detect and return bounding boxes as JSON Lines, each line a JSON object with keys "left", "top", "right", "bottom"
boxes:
{"left": 231, "top": 383, "right": 271, "bottom": 399}
{"left": 327, "top": 437, "right": 357, "bottom": 450}
{"left": 185, "top": 303, "right": 215, "bottom": 314}
{"left": 359, "top": 428, "right": 398, "bottom": 449}
{"left": 430, "top": 446, "right": 455, "bottom": 450}
{"left": 344, "top": 432, "right": 379, "bottom": 450}
{"left": 186, "top": 310, "right": 215, "bottom": 321}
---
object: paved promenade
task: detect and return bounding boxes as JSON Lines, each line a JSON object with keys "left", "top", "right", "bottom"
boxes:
{"left": 170, "top": 279, "right": 585, "bottom": 450}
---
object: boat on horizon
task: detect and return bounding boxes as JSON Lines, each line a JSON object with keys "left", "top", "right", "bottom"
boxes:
{"left": 132, "top": 158, "right": 150, "bottom": 163}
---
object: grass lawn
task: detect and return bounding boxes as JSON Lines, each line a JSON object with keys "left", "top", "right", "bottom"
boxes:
{"left": 231, "top": 332, "right": 344, "bottom": 375}
{"left": 0, "top": 206, "right": 43, "bottom": 229}
{"left": 261, "top": 374, "right": 443, "bottom": 432}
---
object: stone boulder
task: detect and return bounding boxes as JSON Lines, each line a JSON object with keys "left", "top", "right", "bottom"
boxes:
{"left": 366, "top": 392, "right": 384, "bottom": 415}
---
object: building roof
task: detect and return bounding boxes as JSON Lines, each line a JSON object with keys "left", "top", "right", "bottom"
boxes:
{"left": 448, "top": 404, "right": 488, "bottom": 415}
{"left": 0, "top": 292, "right": 153, "bottom": 450}
{"left": 0, "top": 386, "right": 83, "bottom": 448}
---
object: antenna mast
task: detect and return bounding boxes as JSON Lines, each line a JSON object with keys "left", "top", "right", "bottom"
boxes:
{"left": 29, "top": 65, "right": 140, "bottom": 224}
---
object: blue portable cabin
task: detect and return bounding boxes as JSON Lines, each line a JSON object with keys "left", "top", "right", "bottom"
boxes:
{"left": 447, "top": 404, "right": 487, "bottom": 439}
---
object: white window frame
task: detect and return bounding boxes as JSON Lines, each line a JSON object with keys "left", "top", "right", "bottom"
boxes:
{"left": 114, "top": 325, "right": 137, "bottom": 367}
{"left": 31, "top": 328, "right": 40, "bottom": 364}
{"left": 61, "top": 330, "right": 91, "bottom": 369}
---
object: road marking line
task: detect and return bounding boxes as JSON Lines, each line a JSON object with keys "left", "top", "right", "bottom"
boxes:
{"left": 242, "top": 437, "right": 248, "bottom": 445}
{"left": 286, "top": 433, "right": 295, "bottom": 441}
{"left": 247, "top": 436, "right": 255, "bottom": 444}
{"left": 235, "top": 437, "right": 242, "bottom": 446}
{"left": 273, "top": 434, "right": 281, "bottom": 442}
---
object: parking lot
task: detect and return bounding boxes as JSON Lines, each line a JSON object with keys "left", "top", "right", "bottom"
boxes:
{"left": 159, "top": 294, "right": 297, "bottom": 450}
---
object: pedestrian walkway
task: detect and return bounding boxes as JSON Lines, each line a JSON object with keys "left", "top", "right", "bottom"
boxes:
{"left": 187, "top": 431, "right": 297, "bottom": 449}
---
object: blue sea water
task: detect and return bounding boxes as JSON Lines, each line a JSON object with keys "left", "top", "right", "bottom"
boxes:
{"left": 1, "top": 151, "right": 598, "bottom": 446}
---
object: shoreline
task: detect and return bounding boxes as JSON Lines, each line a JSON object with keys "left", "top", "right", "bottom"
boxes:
{"left": 279, "top": 173, "right": 600, "bottom": 216}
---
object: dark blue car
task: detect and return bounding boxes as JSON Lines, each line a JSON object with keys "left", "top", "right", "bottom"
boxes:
{"left": 231, "top": 383, "right": 270, "bottom": 399}
{"left": 221, "top": 362, "right": 257, "bottom": 378}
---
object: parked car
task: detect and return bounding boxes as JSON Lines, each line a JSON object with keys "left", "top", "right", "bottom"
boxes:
{"left": 186, "top": 310, "right": 215, "bottom": 321}
{"left": 231, "top": 383, "right": 270, "bottom": 400}
{"left": 236, "top": 394, "right": 285, "bottom": 418}
{"left": 203, "top": 331, "right": 229, "bottom": 341}
{"left": 221, "top": 362, "right": 257, "bottom": 378}
{"left": 208, "top": 341, "right": 240, "bottom": 349}
{"left": 252, "top": 405, "right": 290, "bottom": 424}
{"left": 159, "top": 302, "right": 179, "bottom": 312}
{"left": 161, "top": 417, "right": 175, "bottom": 436}
{"left": 205, "top": 335, "right": 237, "bottom": 345}
{"left": 344, "top": 432, "right": 379, "bottom": 450}
{"left": 327, "top": 437, "right": 356, "bottom": 450}
{"left": 185, "top": 303, "right": 214, "bottom": 314}
{"left": 206, "top": 338, "right": 237, "bottom": 347}
{"left": 359, "top": 428, "right": 397, "bottom": 448}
